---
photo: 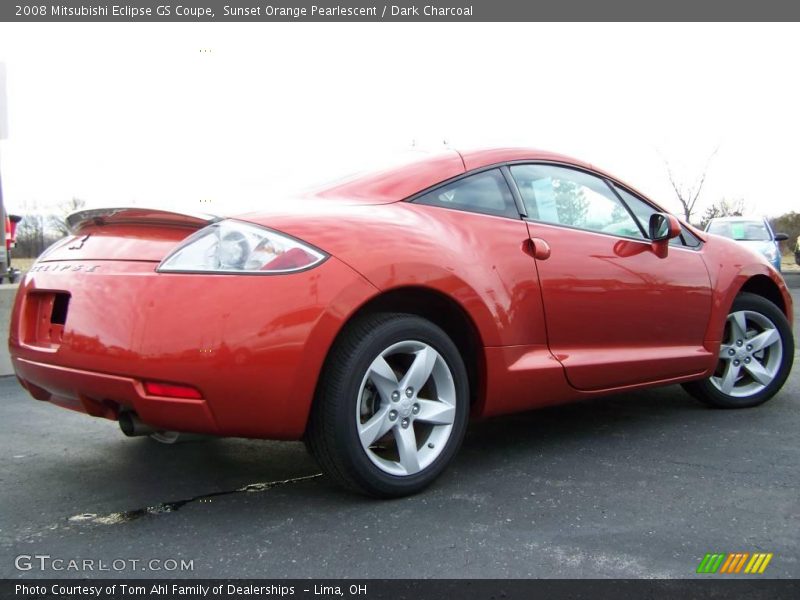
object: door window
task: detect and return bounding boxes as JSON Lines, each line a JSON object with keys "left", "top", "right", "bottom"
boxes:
{"left": 510, "top": 164, "right": 644, "bottom": 239}
{"left": 613, "top": 184, "right": 701, "bottom": 248}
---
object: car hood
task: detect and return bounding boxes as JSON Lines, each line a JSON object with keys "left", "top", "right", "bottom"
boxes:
{"left": 733, "top": 240, "right": 776, "bottom": 260}
{"left": 703, "top": 234, "right": 776, "bottom": 269}
{"left": 734, "top": 240, "right": 774, "bottom": 250}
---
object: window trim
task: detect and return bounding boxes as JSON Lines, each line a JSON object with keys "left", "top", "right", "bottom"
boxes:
{"left": 403, "top": 159, "right": 703, "bottom": 251}
{"left": 500, "top": 165, "right": 528, "bottom": 218}
{"left": 603, "top": 178, "right": 649, "bottom": 238}
{"left": 609, "top": 180, "right": 703, "bottom": 250}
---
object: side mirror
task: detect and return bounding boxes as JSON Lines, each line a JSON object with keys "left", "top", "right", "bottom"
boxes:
{"left": 649, "top": 212, "right": 682, "bottom": 242}
{"left": 774, "top": 232, "right": 789, "bottom": 242}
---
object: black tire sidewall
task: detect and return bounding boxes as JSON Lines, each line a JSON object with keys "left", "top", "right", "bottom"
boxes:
{"left": 690, "top": 293, "right": 794, "bottom": 408}
{"left": 330, "top": 315, "right": 469, "bottom": 497}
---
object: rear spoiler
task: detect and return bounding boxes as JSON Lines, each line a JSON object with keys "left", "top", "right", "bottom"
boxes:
{"left": 66, "top": 207, "right": 220, "bottom": 234}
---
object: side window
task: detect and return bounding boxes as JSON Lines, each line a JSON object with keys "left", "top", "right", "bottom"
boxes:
{"left": 413, "top": 169, "right": 518, "bottom": 218}
{"left": 510, "top": 164, "right": 644, "bottom": 238}
{"left": 612, "top": 185, "right": 657, "bottom": 234}
{"left": 613, "top": 184, "right": 701, "bottom": 248}
{"left": 680, "top": 226, "right": 701, "bottom": 247}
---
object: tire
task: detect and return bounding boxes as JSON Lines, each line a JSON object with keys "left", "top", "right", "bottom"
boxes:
{"left": 682, "top": 292, "right": 794, "bottom": 408}
{"left": 306, "top": 312, "right": 470, "bottom": 498}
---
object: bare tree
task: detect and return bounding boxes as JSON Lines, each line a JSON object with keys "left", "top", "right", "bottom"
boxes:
{"left": 663, "top": 148, "right": 718, "bottom": 224}
{"left": 49, "top": 197, "right": 86, "bottom": 236}
{"left": 12, "top": 198, "right": 84, "bottom": 258}
{"left": 14, "top": 210, "right": 58, "bottom": 258}
{"left": 699, "top": 198, "right": 747, "bottom": 230}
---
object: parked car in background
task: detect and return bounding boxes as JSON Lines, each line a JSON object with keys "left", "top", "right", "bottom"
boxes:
{"left": 1, "top": 214, "right": 22, "bottom": 283}
{"left": 705, "top": 216, "right": 788, "bottom": 272}
{"left": 8, "top": 148, "right": 796, "bottom": 497}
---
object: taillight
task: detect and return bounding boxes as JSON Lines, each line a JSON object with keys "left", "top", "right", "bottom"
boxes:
{"left": 157, "top": 220, "right": 327, "bottom": 274}
{"left": 142, "top": 381, "right": 203, "bottom": 400}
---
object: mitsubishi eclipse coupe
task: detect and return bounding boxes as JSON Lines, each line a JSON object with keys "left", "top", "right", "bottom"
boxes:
{"left": 9, "top": 148, "right": 795, "bottom": 497}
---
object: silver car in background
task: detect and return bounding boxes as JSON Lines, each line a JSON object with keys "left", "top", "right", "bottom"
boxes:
{"left": 705, "top": 216, "right": 789, "bottom": 272}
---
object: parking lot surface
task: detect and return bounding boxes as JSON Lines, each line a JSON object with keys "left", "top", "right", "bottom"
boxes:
{"left": 1, "top": 277, "right": 798, "bottom": 579}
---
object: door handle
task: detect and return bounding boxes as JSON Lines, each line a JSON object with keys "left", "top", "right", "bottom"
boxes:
{"left": 529, "top": 237, "right": 551, "bottom": 260}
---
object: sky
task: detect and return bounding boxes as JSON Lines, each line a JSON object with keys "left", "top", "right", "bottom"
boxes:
{"left": 0, "top": 22, "right": 798, "bottom": 222}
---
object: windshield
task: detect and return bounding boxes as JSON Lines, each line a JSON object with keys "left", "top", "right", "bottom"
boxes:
{"left": 707, "top": 220, "right": 771, "bottom": 241}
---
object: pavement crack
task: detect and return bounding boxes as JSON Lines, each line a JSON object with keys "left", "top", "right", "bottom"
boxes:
{"left": 67, "top": 473, "right": 323, "bottom": 525}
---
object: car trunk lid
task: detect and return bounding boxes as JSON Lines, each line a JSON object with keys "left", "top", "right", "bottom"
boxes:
{"left": 39, "top": 207, "right": 218, "bottom": 263}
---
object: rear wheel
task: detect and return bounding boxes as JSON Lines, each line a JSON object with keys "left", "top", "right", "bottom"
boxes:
{"left": 306, "top": 313, "right": 469, "bottom": 497}
{"left": 682, "top": 293, "right": 794, "bottom": 408}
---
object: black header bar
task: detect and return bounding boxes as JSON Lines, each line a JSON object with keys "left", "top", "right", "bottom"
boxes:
{"left": 3, "top": 579, "right": 800, "bottom": 600}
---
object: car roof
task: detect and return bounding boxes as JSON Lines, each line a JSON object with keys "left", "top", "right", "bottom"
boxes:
{"left": 314, "top": 147, "right": 617, "bottom": 204}
{"left": 458, "top": 147, "right": 598, "bottom": 172}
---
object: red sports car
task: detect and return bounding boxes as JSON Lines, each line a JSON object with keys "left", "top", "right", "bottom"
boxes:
{"left": 9, "top": 148, "right": 795, "bottom": 497}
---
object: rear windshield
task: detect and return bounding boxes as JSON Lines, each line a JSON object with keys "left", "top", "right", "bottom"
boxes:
{"left": 707, "top": 220, "right": 771, "bottom": 241}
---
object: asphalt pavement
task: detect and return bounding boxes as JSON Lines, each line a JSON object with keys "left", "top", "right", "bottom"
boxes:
{"left": 1, "top": 277, "right": 798, "bottom": 579}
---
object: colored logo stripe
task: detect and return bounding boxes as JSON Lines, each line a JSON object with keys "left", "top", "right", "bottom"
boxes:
{"left": 697, "top": 553, "right": 726, "bottom": 573}
{"left": 744, "top": 553, "right": 773, "bottom": 574}
{"left": 719, "top": 553, "right": 748, "bottom": 573}
{"left": 697, "top": 552, "right": 773, "bottom": 574}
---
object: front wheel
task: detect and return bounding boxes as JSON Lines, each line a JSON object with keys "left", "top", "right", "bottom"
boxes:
{"left": 306, "top": 313, "right": 469, "bottom": 497}
{"left": 682, "top": 293, "right": 794, "bottom": 408}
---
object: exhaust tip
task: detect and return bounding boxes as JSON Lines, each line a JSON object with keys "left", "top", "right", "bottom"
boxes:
{"left": 118, "top": 411, "right": 155, "bottom": 437}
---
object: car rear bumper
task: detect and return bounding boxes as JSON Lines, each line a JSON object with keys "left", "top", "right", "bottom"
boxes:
{"left": 9, "top": 258, "right": 377, "bottom": 439}
{"left": 14, "top": 357, "right": 219, "bottom": 433}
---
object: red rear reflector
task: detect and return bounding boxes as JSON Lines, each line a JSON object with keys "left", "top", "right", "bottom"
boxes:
{"left": 143, "top": 381, "right": 203, "bottom": 400}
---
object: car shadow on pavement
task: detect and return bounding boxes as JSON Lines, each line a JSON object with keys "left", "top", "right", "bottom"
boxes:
{"left": 0, "top": 379, "right": 767, "bottom": 528}
{"left": 463, "top": 384, "right": 703, "bottom": 457}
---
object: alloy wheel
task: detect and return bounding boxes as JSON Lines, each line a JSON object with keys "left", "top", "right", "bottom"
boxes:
{"left": 356, "top": 340, "right": 456, "bottom": 476}
{"left": 711, "top": 310, "right": 784, "bottom": 398}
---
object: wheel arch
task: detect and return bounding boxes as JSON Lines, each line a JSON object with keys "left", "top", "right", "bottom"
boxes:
{"left": 705, "top": 267, "right": 794, "bottom": 349}
{"left": 739, "top": 274, "right": 788, "bottom": 316}
{"left": 310, "top": 286, "right": 487, "bottom": 423}
{"left": 684, "top": 280, "right": 795, "bottom": 408}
